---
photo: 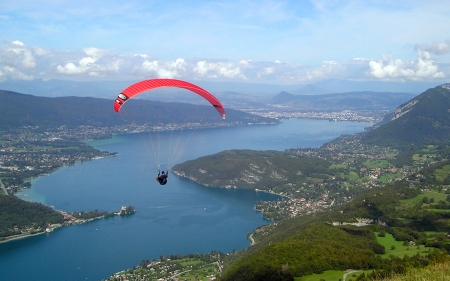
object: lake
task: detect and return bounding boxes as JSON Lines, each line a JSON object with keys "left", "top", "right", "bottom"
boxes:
{"left": 1, "top": 118, "right": 372, "bottom": 281}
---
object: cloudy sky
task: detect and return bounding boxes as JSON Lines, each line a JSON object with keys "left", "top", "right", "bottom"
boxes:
{"left": 1, "top": 0, "right": 450, "bottom": 86}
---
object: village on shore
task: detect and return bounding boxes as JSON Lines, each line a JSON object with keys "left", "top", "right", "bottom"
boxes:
{"left": 1, "top": 205, "right": 136, "bottom": 244}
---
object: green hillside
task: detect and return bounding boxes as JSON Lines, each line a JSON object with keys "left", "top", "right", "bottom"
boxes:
{"left": 220, "top": 181, "right": 450, "bottom": 281}
{"left": 362, "top": 84, "right": 450, "bottom": 147}
{"left": 0, "top": 90, "right": 275, "bottom": 129}
{"left": 0, "top": 195, "right": 64, "bottom": 239}
{"left": 172, "top": 149, "right": 333, "bottom": 192}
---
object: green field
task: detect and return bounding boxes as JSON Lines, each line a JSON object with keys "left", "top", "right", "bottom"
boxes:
{"left": 399, "top": 189, "right": 449, "bottom": 209}
{"left": 339, "top": 170, "right": 360, "bottom": 181}
{"left": 386, "top": 152, "right": 398, "bottom": 158}
{"left": 177, "top": 263, "right": 218, "bottom": 281}
{"left": 292, "top": 231, "right": 432, "bottom": 281}
{"left": 329, "top": 163, "right": 347, "bottom": 169}
{"left": 363, "top": 159, "right": 393, "bottom": 169}
{"left": 295, "top": 270, "right": 346, "bottom": 281}
{"left": 377, "top": 172, "right": 404, "bottom": 183}
{"left": 178, "top": 258, "right": 205, "bottom": 266}
{"left": 295, "top": 269, "right": 375, "bottom": 281}
{"left": 375, "top": 233, "right": 431, "bottom": 258}
{"left": 434, "top": 165, "right": 450, "bottom": 182}
{"left": 412, "top": 154, "right": 428, "bottom": 161}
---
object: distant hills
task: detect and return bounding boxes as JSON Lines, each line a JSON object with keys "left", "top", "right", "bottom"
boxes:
{"left": 362, "top": 84, "right": 450, "bottom": 147}
{"left": 2, "top": 80, "right": 445, "bottom": 146}
{"left": 272, "top": 91, "right": 415, "bottom": 111}
{"left": 264, "top": 82, "right": 450, "bottom": 148}
{"left": 0, "top": 79, "right": 437, "bottom": 98}
{"left": 0, "top": 90, "right": 275, "bottom": 130}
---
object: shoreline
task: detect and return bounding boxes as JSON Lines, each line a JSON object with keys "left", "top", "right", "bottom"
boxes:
{"left": 0, "top": 208, "right": 135, "bottom": 244}
{"left": 0, "top": 231, "right": 47, "bottom": 244}
{"left": 172, "top": 169, "right": 288, "bottom": 198}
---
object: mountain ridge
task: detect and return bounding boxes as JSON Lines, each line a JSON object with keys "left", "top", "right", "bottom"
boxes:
{"left": 271, "top": 91, "right": 416, "bottom": 111}
{"left": 0, "top": 89, "right": 276, "bottom": 130}
{"left": 362, "top": 83, "right": 450, "bottom": 147}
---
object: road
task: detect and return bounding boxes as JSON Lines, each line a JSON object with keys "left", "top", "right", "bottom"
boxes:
{"left": 343, "top": 270, "right": 361, "bottom": 281}
{"left": 249, "top": 233, "right": 256, "bottom": 245}
{"left": 169, "top": 261, "right": 222, "bottom": 279}
{"left": 0, "top": 180, "right": 8, "bottom": 195}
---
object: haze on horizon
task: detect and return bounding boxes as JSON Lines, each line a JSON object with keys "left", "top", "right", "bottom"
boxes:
{"left": 1, "top": 0, "right": 450, "bottom": 90}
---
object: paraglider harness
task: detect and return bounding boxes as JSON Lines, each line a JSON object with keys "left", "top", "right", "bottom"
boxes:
{"left": 156, "top": 169, "right": 168, "bottom": 185}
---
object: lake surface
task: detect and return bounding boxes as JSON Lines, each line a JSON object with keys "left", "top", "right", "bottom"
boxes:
{"left": 2, "top": 118, "right": 372, "bottom": 281}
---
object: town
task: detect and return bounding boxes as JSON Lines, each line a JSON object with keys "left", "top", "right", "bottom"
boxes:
{"left": 109, "top": 252, "right": 223, "bottom": 281}
{"left": 244, "top": 109, "right": 386, "bottom": 123}
{"left": 253, "top": 133, "right": 448, "bottom": 221}
{"left": 4, "top": 206, "right": 135, "bottom": 243}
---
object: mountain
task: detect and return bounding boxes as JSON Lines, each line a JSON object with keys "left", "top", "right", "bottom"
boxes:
{"left": 0, "top": 90, "right": 277, "bottom": 130}
{"left": 272, "top": 91, "right": 296, "bottom": 103}
{"left": 0, "top": 79, "right": 437, "bottom": 98}
{"left": 298, "top": 79, "right": 438, "bottom": 95}
{"left": 362, "top": 84, "right": 450, "bottom": 147}
{"left": 272, "top": 91, "right": 416, "bottom": 111}
{"left": 172, "top": 150, "right": 333, "bottom": 192}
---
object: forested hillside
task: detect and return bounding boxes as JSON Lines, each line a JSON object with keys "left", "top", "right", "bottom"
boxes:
{"left": 362, "top": 84, "right": 450, "bottom": 147}
{"left": 173, "top": 149, "right": 333, "bottom": 193}
{"left": 0, "top": 195, "right": 64, "bottom": 239}
{"left": 220, "top": 181, "right": 450, "bottom": 281}
{"left": 0, "top": 90, "right": 275, "bottom": 129}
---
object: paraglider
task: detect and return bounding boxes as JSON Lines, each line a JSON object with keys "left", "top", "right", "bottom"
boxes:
{"left": 114, "top": 78, "right": 226, "bottom": 119}
{"left": 156, "top": 170, "right": 168, "bottom": 185}
{"left": 113, "top": 78, "right": 226, "bottom": 185}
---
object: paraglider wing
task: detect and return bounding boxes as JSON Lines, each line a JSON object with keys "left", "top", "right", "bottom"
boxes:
{"left": 114, "top": 78, "right": 226, "bottom": 119}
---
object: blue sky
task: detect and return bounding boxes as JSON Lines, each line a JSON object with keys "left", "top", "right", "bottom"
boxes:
{"left": 1, "top": 0, "right": 450, "bottom": 85}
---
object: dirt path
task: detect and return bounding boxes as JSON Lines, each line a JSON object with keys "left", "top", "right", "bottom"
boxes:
{"left": 0, "top": 180, "right": 8, "bottom": 195}
{"left": 343, "top": 270, "right": 361, "bottom": 281}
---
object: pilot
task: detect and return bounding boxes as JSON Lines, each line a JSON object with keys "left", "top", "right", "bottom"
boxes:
{"left": 156, "top": 170, "right": 168, "bottom": 185}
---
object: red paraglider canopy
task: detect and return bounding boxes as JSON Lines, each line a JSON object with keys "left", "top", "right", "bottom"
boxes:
{"left": 114, "top": 78, "right": 226, "bottom": 119}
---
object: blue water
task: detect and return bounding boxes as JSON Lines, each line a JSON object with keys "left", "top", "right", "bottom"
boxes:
{"left": 1, "top": 118, "right": 372, "bottom": 281}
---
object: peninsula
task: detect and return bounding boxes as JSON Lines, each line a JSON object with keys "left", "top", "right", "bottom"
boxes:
{"left": 0, "top": 196, "right": 135, "bottom": 243}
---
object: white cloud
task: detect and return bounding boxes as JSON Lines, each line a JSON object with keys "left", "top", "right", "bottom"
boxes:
{"left": 56, "top": 62, "right": 85, "bottom": 75}
{"left": 238, "top": 60, "right": 252, "bottom": 67}
{"left": 0, "top": 41, "right": 40, "bottom": 81}
{"left": 292, "top": 61, "right": 346, "bottom": 83}
{"left": 6, "top": 42, "right": 37, "bottom": 69}
{"left": 136, "top": 58, "right": 187, "bottom": 78}
{"left": 194, "top": 61, "right": 246, "bottom": 79}
{"left": 368, "top": 51, "right": 445, "bottom": 81}
{"left": 134, "top": 54, "right": 150, "bottom": 59}
{"left": 263, "top": 67, "right": 274, "bottom": 75}
{"left": 0, "top": 40, "right": 448, "bottom": 84}
{"left": 11, "top": 40, "right": 25, "bottom": 46}
{"left": 0, "top": 65, "right": 34, "bottom": 81}
{"left": 56, "top": 47, "right": 121, "bottom": 76}
{"left": 417, "top": 39, "right": 450, "bottom": 55}
{"left": 254, "top": 60, "right": 358, "bottom": 83}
